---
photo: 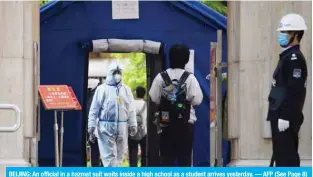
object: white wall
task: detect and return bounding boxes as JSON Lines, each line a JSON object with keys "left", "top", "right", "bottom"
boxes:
{"left": 88, "top": 57, "right": 129, "bottom": 77}
{"left": 0, "top": 1, "right": 39, "bottom": 174}
{"left": 227, "top": 1, "right": 312, "bottom": 166}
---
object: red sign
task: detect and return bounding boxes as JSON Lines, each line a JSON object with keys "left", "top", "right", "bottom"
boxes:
{"left": 68, "top": 86, "right": 82, "bottom": 110}
{"left": 38, "top": 85, "right": 77, "bottom": 110}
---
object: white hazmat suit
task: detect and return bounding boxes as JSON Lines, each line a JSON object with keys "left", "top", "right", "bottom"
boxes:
{"left": 88, "top": 61, "right": 137, "bottom": 167}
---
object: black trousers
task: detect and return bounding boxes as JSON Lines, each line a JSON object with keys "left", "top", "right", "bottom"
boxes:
{"left": 159, "top": 122, "right": 194, "bottom": 167}
{"left": 128, "top": 136, "right": 147, "bottom": 167}
{"left": 88, "top": 133, "right": 101, "bottom": 167}
{"left": 271, "top": 119, "right": 301, "bottom": 167}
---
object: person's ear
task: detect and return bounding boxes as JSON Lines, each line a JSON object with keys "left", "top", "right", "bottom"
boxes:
{"left": 289, "top": 31, "right": 296, "bottom": 39}
{"left": 294, "top": 32, "right": 300, "bottom": 41}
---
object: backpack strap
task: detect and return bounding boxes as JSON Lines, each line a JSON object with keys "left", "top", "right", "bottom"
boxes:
{"left": 160, "top": 71, "right": 172, "bottom": 86}
{"left": 136, "top": 101, "right": 147, "bottom": 126}
{"left": 177, "top": 71, "right": 191, "bottom": 88}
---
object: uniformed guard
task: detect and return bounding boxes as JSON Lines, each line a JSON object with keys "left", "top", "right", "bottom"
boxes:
{"left": 267, "top": 13, "right": 308, "bottom": 167}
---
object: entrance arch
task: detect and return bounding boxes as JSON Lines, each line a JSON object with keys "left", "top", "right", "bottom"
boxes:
{"left": 40, "top": 1, "right": 227, "bottom": 167}
{"left": 79, "top": 38, "right": 166, "bottom": 166}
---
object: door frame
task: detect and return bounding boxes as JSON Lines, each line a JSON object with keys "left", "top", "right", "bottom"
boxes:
{"left": 80, "top": 40, "right": 166, "bottom": 166}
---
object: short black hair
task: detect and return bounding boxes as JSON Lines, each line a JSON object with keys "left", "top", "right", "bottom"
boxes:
{"left": 288, "top": 31, "right": 304, "bottom": 42}
{"left": 296, "top": 31, "right": 304, "bottom": 42}
{"left": 113, "top": 70, "right": 122, "bottom": 75}
{"left": 169, "top": 44, "right": 190, "bottom": 69}
{"left": 135, "top": 86, "right": 146, "bottom": 99}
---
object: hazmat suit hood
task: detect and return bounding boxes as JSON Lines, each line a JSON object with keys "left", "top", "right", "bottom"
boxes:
{"left": 105, "top": 61, "right": 123, "bottom": 86}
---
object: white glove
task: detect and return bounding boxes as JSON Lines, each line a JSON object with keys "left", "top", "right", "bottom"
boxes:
{"left": 188, "top": 119, "right": 195, "bottom": 124}
{"left": 88, "top": 127, "right": 95, "bottom": 135}
{"left": 278, "top": 119, "right": 289, "bottom": 132}
{"left": 88, "top": 127, "right": 96, "bottom": 143}
{"left": 205, "top": 73, "right": 227, "bottom": 81}
{"left": 129, "top": 126, "right": 137, "bottom": 136}
{"left": 89, "top": 134, "right": 96, "bottom": 143}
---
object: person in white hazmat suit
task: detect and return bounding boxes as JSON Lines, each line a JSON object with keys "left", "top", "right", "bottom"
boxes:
{"left": 87, "top": 78, "right": 101, "bottom": 166}
{"left": 88, "top": 61, "right": 137, "bottom": 167}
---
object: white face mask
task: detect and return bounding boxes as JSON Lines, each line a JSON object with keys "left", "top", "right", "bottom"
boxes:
{"left": 113, "top": 74, "right": 122, "bottom": 83}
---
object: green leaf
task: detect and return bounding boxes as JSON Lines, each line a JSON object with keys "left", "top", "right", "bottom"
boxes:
{"left": 112, "top": 53, "right": 147, "bottom": 99}
{"left": 40, "top": 0, "right": 50, "bottom": 6}
{"left": 201, "top": 1, "right": 227, "bottom": 16}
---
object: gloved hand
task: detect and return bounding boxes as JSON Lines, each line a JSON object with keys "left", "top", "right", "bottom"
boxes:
{"left": 88, "top": 127, "right": 96, "bottom": 143}
{"left": 278, "top": 119, "right": 289, "bottom": 132}
{"left": 89, "top": 134, "right": 96, "bottom": 143}
{"left": 129, "top": 126, "right": 137, "bottom": 136}
{"left": 205, "top": 73, "right": 227, "bottom": 81}
{"left": 188, "top": 119, "right": 195, "bottom": 124}
{"left": 88, "top": 127, "right": 96, "bottom": 135}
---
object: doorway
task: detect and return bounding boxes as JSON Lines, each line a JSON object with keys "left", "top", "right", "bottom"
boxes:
{"left": 85, "top": 51, "right": 165, "bottom": 167}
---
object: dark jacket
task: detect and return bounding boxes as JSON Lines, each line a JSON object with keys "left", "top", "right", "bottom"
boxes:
{"left": 267, "top": 45, "right": 307, "bottom": 127}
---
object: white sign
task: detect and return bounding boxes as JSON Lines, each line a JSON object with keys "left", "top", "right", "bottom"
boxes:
{"left": 112, "top": 0, "right": 139, "bottom": 20}
{"left": 185, "top": 50, "right": 195, "bottom": 73}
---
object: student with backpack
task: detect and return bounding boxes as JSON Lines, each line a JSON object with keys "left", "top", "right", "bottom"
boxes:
{"left": 128, "top": 86, "right": 147, "bottom": 167}
{"left": 149, "top": 44, "right": 203, "bottom": 167}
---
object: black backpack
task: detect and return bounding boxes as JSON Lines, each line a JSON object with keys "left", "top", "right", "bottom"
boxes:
{"left": 159, "top": 71, "right": 191, "bottom": 124}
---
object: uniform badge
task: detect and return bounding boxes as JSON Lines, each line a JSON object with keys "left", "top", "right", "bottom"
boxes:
{"left": 293, "top": 69, "right": 302, "bottom": 78}
{"left": 291, "top": 54, "right": 297, "bottom": 60}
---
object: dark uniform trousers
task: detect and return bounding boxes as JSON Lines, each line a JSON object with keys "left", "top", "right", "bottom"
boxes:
{"left": 128, "top": 136, "right": 147, "bottom": 167}
{"left": 267, "top": 45, "right": 307, "bottom": 167}
{"left": 159, "top": 122, "right": 194, "bottom": 167}
{"left": 271, "top": 115, "right": 303, "bottom": 166}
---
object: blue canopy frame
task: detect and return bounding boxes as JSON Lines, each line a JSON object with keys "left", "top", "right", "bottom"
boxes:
{"left": 39, "top": 1, "right": 227, "bottom": 166}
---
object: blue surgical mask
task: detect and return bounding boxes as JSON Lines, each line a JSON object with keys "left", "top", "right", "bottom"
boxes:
{"left": 114, "top": 74, "right": 122, "bottom": 83}
{"left": 278, "top": 32, "right": 290, "bottom": 47}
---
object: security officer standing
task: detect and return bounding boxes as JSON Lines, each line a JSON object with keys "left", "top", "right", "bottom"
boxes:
{"left": 267, "top": 13, "right": 308, "bottom": 167}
